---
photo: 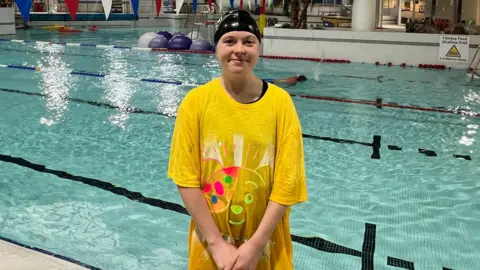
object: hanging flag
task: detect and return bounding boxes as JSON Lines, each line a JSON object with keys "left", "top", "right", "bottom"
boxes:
{"left": 175, "top": 0, "right": 184, "bottom": 15}
{"left": 155, "top": 0, "right": 162, "bottom": 16}
{"left": 101, "top": 0, "right": 113, "bottom": 20}
{"left": 230, "top": 0, "right": 234, "bottom": 8}
{"left": 15, "top": 0, "right": 33, "bottom": 23}
{"left": 240, "top": 0, "right": 243, "bottom": 9}
{"left": 131, "top": 0, "right": 139, "bottom": 17}
{"left": 64, "top": 0, "right": 79, "bottom": 21}
{"left": 219, "top": 0, "right": 223, "bottom": 13}
{"left": 247, "top": 0, "right": 251, "bottom": 10}
{"left": 254, "top": 0, "right": 257, "bottom": 9}
{"left": 208, "top": 0, "right": 212, "bottom": 11}
{"left": 193, "top": 0, "right": 197, "bottom": 14}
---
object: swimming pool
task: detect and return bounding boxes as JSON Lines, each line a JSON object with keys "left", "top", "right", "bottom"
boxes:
{"left": 0, "top": 28, "right": 479, "bottom": 270}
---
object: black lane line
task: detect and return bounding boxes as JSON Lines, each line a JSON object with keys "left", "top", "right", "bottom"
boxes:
{"left": 453, "top": 154, "right": 472, "bottom": 160}
{"left": 0, "top": 87, "right": 378, "bottom": 148}
{"left": 2, "top": 88, "right": 473, "bottom": 161}
{"left": 291, "top": 235, "right": 362, "bottom": 257}
{"left": 0, "top": 153, "right": 335, "bottom": 253}
{"left": 0, "top": 235, "right": 101, "bottom": 270}
{"left": 418, "top": 148, "right": 438, "bottom": 157}
{"left": 0, "top": 88, "right": 170, "bottom": 117}
{"left": 387, "top": 256, "right": 415, "bottom": 270}
{"left": 371, "top": 135, "right": 381, "bottom": 159}
{"left": 302, "top": 133, "right": 372, "bottom": 146}
{"left": 0, "top": 153, "right": 188, "bottom": 215}
{"left": 388, "top": 145, "right": 402, "bottom": 151}
{"left": 362, "top": 223, "right": 376, "bottom": 270}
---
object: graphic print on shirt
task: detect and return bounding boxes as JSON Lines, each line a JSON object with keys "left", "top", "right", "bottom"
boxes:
{"left": 202, "top": 133, "right": 275, "bottom": 237}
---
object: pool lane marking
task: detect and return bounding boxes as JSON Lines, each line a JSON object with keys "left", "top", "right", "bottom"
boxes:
{"left": 0, "top": 87, "right": 473, "bottom": 161}
{"left": 0, "top": 235, "right": 101, "bottom": 270}
{"left": 296, "top": 94, "right": 480, "bottom": 117}
{"left": 0, "top": 152, "right": 344, "bottom": 254}
{"left": 0, "top": 88, "right": 171, "bottom": 117}
{"left": 1, "top": 62, "right": 479, "bottom": 118}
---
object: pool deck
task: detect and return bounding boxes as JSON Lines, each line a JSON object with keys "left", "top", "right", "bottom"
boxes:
{"left": 0, "top": 240, "right": 88, "bottom": 269}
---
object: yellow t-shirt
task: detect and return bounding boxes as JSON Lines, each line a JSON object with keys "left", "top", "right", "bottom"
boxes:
{"left": 168, "top": 78, "right": 308, "bottom": 270}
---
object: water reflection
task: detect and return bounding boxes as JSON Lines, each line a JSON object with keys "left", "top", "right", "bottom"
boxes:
{"left": 102, "top": 49, "right": 134, "bottom": 129}
{"left": 459, "top": 90, "right": 480, "bottom": 147}
{"left": 35, "top": 43, "right": 73, "bottom": 126}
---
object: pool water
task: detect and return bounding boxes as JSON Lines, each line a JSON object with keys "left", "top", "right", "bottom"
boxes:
{"left": 0, "top": 29, "right": 479, "bottom": 270}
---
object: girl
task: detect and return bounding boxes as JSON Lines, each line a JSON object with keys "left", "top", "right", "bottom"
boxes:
{"left": 168, "top": 10, "right": 307, "bottom": 270}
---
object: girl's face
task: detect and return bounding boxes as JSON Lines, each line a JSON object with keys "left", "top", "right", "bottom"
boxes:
{"left": 215, "top": 31, "right": 260, "bottom": 75}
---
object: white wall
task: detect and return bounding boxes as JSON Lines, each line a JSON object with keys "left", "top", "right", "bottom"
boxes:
{"left": 0, "top": 8, "right": 15, "bottom": 35}
{"left": 263, "top": 27, "right": 480, "bottom": 69}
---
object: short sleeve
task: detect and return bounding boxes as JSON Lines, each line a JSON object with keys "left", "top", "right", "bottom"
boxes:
{"left": 167, "top": 94, "right": 201, "bottom": 188}
{"left": 270, "top": 95, "right": 308, "bottom": 206}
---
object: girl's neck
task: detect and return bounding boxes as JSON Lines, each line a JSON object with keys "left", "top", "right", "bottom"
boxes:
{"left": 220, "top": 73, "right": 263, "bottom": 104}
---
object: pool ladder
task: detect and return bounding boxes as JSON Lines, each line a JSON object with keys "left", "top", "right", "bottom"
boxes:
{"left": 468, "top": 45, "right": 480, "bottom": 81}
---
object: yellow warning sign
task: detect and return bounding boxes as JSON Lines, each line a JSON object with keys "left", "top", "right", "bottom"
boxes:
{"left": 446, "top": 45, "right": 461, "bottom": 57}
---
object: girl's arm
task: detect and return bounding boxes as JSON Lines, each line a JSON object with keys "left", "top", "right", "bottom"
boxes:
{"left": 248, "top": 201, "right": 287, "bottom": 246}
{"left": 177, "top": 186, "right": 223, "bottom": 245}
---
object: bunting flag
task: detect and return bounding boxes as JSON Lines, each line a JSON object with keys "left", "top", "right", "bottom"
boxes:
{"left": 240, "top": 0, "right": 243, "bottom": 9}
{"left": 131, "top": 0, "right": 139, "bottom": 17}
{"left": 155, "top": 0, "right": 162, "bottom": 16}
{"left": 64, "top": 0, "right": 79, "bottom": 21}
{"left": 208, "top": 0, "right": 212, "bottom": 10}
{"left": 247, "top": 0, "right": 251, "bottom": 10}
{"left": 230, "top": 0, "right": 234, "bottom": 8}
{"left": 219, "top": 0, "right": 222, "bottom": 13}
{"left": 254, "top": 0, "right": 257, "bottom": 9}
{"left": 15, "top": 0, "right": 33, "bottom": 23}
{"left": 175, "top": 0, "right": 184, "bottom": 15}
{"left": 193, "top": 0, "right": 197, "bottom": 14}
{"left": 101, "top": 0, "right": 113, "bottom": 20}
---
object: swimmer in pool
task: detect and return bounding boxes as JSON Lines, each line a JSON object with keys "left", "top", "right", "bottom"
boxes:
{"left": 265, "top": 75, "right": 307, "bottom": 87}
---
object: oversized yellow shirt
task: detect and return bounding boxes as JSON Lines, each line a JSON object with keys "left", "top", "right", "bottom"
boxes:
{"left": 168, "top": 78, "right": 308, "bottom": 270}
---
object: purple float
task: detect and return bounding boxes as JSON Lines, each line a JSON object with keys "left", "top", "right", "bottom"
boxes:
{"left": 190, "top": 39, "right": 212, "bottom": 51}
{"left": 173, "top": 32, "right": 186, "bottom": 37}
{"left": 157, "top": 30, "right": 172, "bottom": 40}
{"left": 148, "top": 36, "right": 169, "bottom": 48}
{"left": 209, "top": 44, "right": 216, "bottom": 53}
{"left": 167, "top": 35, "right": 192, "bottom": 50}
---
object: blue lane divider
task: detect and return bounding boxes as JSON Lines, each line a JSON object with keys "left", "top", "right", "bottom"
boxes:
{"left": 7, "top": 65, "right": 38, "bottom": 71}
{"left": 0, "top": 63, "right": 184, "bottom": 86}
{"left": 71, "top": 71, "right": 106, "bottom": 77}
{"left": 140, "top": 78, "right": 182, "bottom": 85}
{"left": 80, "top": 44, "right": 97, "bottom": 47}
{"left": 113, "top": 45, "right": 132, "bottom": 49}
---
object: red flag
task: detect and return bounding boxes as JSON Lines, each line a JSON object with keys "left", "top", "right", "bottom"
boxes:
{"left": 64, "top": 0, "right": 79, "bottom": 21}
{"left": 208, "top": 0, "right": 212, "bottom": 10}
{"left": 240, "top": 0, "right": 243, "bottom": 9}
{"left": 156, "top": 0, "right": 162, "bottom": 16}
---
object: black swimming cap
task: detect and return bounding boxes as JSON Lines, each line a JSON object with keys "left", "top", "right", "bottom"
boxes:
{"left": 214, "top": 9, "right": 261, "bottom": 46}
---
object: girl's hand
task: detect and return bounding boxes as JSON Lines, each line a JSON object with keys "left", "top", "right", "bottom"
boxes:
{"left": 232, "top": 240, "right": 265, "bottom": 270}
{"left": 209, "top": 239, "right": 238, "bottom": 270}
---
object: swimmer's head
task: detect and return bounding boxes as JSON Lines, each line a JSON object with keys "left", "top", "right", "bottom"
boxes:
{"left": 297, "top": 75, "right": 307, "bottom": 82}
{"left": 214, "top": 9, "right": 261, "bottom": 75}
{"left": 214, "top": 9, "right": 261, "bottom": 46}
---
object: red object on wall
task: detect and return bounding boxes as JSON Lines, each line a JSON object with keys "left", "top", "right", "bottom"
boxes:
{"left": 64, "top": 0, "right": 79, "bottom": 20}
{"left": 156, "top": 0, "right": 162, "bottom": 16}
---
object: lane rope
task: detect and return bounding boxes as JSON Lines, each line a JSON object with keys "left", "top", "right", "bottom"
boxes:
{"left": 1, "top": 63, "right": 477, "bottom": 117}
{"left": 0, "top": 38, "right": 350, "bottom": 63}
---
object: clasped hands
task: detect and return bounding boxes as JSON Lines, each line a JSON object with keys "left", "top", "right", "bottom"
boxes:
{"left": 209, "top": 237, "right": 266, "bottom": 270}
